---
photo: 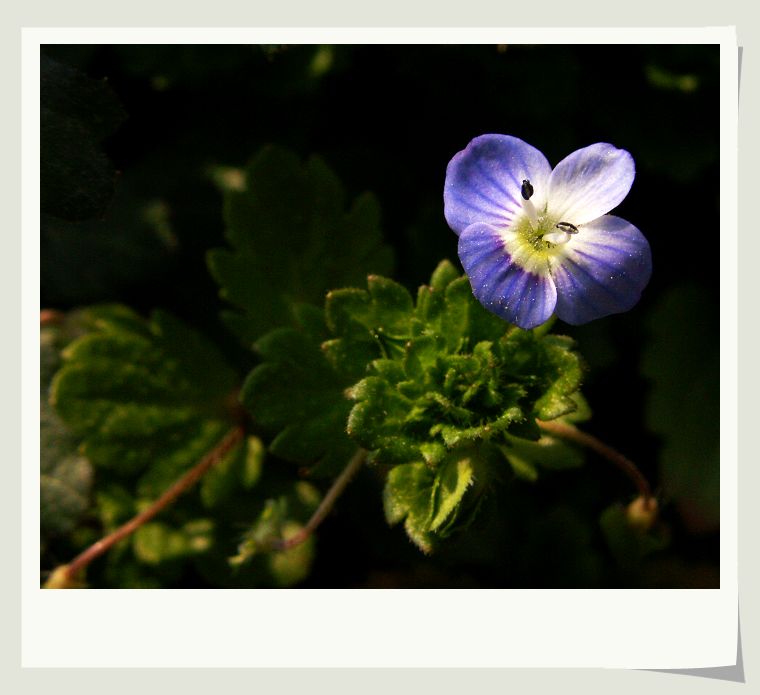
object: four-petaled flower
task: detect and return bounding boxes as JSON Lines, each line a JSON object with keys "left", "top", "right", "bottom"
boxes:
{"left": 444, "top": 134, "right": 652, "bottom": 329}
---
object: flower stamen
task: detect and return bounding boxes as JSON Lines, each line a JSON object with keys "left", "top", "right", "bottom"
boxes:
{"left": 520, "top": 178, "right": 539, "bottom": 229}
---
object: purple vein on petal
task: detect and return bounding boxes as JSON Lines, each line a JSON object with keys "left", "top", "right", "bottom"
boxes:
{"left": 458, "top": 223, "right": 557, "bottom": 329}
{"left": 571, "top": 248, "right": 642, "bottom": 287}
{"left": 552, "top": 262, "right": 608, "bottom": 315}
{"left": 562, "top": 256, "right": 631, "bottom": 303}
{"left": 552, "top": 254, "right": 644, "bottom": 325}
{"left": 449, "top": 190, "right": 511, "bottom": 219}
{"left": 446, "top": 192, "right": 511, "bottom": 223}
{"left": 445, "top": 135, "right": 552, "bottom": 235}
{"left": 472, "top": 161, "right": 525, "bottom": 212}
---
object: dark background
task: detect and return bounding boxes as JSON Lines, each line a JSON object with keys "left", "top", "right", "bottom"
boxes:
{"left": 41, "top": 44, "right": 720, "bottom": 588}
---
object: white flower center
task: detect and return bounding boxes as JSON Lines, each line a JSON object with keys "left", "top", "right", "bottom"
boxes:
{"left": 501, "top": 179, "right": 582, "bottom": 276}
{"left": 520, "top": 179, "right": 539, "bottom": 229}
{"left": 542, "top": 229, "right": 572, "bottom": 245}
{"left": 542, "top": 222, "right": 578, "bottom": 245}
{"left": 520, "top": 179, "right": 578, "bottom": 247}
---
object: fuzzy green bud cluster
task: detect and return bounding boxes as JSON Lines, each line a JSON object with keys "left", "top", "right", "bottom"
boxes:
{"left": 244, "top": 261, "right": 587, "bottom": 552}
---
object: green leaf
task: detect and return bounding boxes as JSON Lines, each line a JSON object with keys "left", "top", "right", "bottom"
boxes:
{"left": 51, "top": 307, "right": 238, "bottom": 482}
{"left": 366, "top": 275, "right": 415, "bottom": 335}
{"left": 501, "top": 432, "right": 584, "bottom": 480}
{"left": 563, "top": 392, "right": 592, "bottom": 424}
{"left": 133, "top": 519, "right": 214, "bottom": 565}
{"left": 499, "top": 331, "right": 584, "bottom": 421}
{"left": 325, "top": 276, "right": 414, "bottom": 362}
{"left": 402, "top": 335, "right": 439, "bottom": 381}
{"left": 207, "top": 145, "right": 393, "bottom": 346}
{"left": 267, "top": 523, "right": 316, "bottom": 586}
{"left": 383, "top": 462, "right": 437, "bottom": 553}
{"left": 414, "top": 272, "right": 505, "bottom": 351}
{"left": 439, "top": 278, "right": 472, "bottom": 349}
{"left": 249, "top": 264, "right": 587, "bottom": 552}
{"left": 227, "top": 482, "right": 321, "bottom": 587}
{"left": 430, "top": 407, "right": 522, "bottom": 448}
{"left": 41, "top": 327, "right": 63, "bottom": 394}
{"left": 382, "top": 452, "right": 481, "bottom": 551}
{"left": 40, "top": 450, "right": 93, "bottom": 538}
{"left": 242, "top": 320, "right": 356, "bottom": 478}
{"left": 71, "top": 304, "right": 158, "bottom": 337}
{"left": 430, "top": 454, "right": 475, "bottom": 531}
{"left": 346, "top": 377, "right": 421, "bottom": 464}
{"left": 504, "top": 452, "right": 539, "bottom": 482}
{"left": 200, "top": 435, "right": 264, "bottom": 509}
{"left": 428, "top": 259, "right": 461, "bottom": 291}
{"left": 41, "top": 396, "right": 80, "bottom": 469}
{"left": 41, "top": 307, "right": 135, "bottom": 394}
{"left": 96, "top": 484, "right": 136, "bottom": 531}
{"left": 41, "top": 320, "right": 95, "bottom": 541}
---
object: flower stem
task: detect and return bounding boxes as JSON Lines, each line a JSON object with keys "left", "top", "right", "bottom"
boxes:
{"left": 61, "top": 425, "right": 245, "bottom": 583}
{"left": 536, "top": 419, "right": 652, "bottom": 500}
{"left": 272, "top": 449, "right": 366, "bottom": 552}
{"left": 532, "top": 314, "right": 557, "bottom": 338}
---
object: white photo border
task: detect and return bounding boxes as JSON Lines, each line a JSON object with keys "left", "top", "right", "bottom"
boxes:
{"left": 22, "top": 26, "right": 737, "bottom": 669}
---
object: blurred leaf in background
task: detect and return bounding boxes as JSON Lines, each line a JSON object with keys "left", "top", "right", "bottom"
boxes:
{"left": 642, "top": 285, "right": 719, "bottom": 534}
{"left": 40, "top": 397, "right": 94, "bottom": 544}
{"left": 41, "top": 312, "right": 100, "bottom": 557}
{"left": 50, "top": 306, "right": 239, "bottom": 487}
{"left": 241, "top": 304, "right": 358, "bottom": 479}
{"left": 41, "top": 307, "right": 323, "bottom": 588}
{"left": 207, "top": 145, "right": 394, "bottom": 347}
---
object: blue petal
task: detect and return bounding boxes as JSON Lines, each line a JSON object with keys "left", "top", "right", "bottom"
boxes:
{"left": 458, "top": 223, "right": 557, "bottom": 330}
{"left": 444, "top": 134, "right": 552, "bottom": 236}
{"left": 547, "top": 143, "right": 635, "bottom": 225}
{"left": 551, "top": 215, "right": 652, "bottom": 325}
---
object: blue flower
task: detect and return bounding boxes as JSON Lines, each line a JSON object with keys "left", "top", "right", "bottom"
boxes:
{"left": 444, "top": 134, "right": 652, "bottom": 329}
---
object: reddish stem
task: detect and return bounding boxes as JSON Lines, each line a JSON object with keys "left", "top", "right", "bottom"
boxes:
{"left": 537, "top": 419, "right": 653, "bottom": 500}
{"left": 272, "top": 449, "right": 366, "bottom": 551}
{"left": 64, "top": 425, "right": 245, "bottom": 582}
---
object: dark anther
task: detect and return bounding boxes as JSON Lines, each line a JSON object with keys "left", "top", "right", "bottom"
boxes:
{"left": 555, "top": 221, "right": 579, "bottom": 234}
{"left": 521, "top": 179, "right": 534, "bottom": 200}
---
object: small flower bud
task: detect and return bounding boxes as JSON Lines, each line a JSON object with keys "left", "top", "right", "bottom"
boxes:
{"left": 43, "top": 565, "right": 85, "bottom": 589}
{"left": 626, "top": 495, "right": 658, "bottom": 532}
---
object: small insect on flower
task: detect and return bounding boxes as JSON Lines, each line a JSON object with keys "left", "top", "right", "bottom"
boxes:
{"left": 444, "top": 135, "right": 652, "bottom": 329}
{"left": 554, "top": 221, "right": 579, "bottom": 234}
